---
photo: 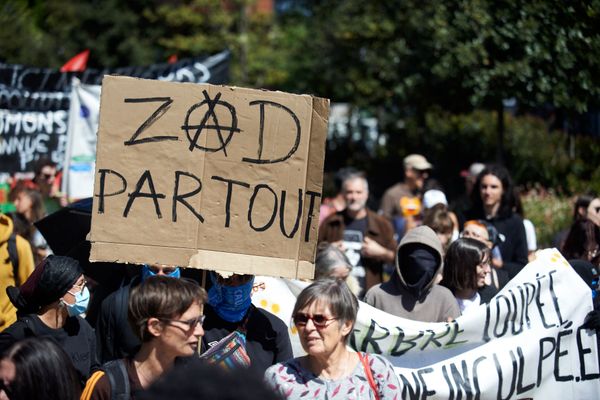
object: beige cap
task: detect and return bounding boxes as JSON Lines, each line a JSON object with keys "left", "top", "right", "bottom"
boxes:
{"left": 403, "top": 154, "right": 433, "bottom": 171}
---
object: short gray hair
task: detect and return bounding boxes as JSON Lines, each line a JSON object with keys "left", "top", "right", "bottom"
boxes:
{"left": 292, "top": 279, "right": 359, "bottom": 343}
{"left": 342, "top": 172, "right": 369, "bottom": 192}
{"left": 315, "top": 243, "right": 352, "bottom": 279}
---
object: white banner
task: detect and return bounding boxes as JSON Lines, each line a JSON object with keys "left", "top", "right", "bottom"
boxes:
{"left": 252, "top": 249, "right": 600, "bottom": 399}
{"left": 62, "top": 78, "right": 101, "bottom": 199}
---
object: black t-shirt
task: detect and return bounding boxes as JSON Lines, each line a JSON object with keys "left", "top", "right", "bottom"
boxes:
{"left": 0, "top": 314, "right": 99, "bottom": 385}
{"left": 342, "top": 215, "right": 368, "bottom": 268}
{"left": 201, "top": 304, "right": 293, "bottom": 373}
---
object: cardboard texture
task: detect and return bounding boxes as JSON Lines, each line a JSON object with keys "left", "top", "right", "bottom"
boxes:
{"left": 89, "top": 76, "right": 329, "bottom": 279}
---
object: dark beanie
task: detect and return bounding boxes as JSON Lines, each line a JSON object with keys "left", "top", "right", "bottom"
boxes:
{"left": 7, "top": 255, "right": 82, "bottom": 313}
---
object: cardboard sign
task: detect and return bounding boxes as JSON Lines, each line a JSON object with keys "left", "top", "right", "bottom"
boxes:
{"left": 252, "top": 249, "right": 600, "bottom": 399}
{"left": 89, "top": 76, "right": 329, "bottom": 279}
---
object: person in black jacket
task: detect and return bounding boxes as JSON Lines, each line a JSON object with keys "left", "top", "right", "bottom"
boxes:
{"left": 0, "top": 255, "right": 99, "bottom": 386}
{"left": 201, "top": 272, "right": 292, "bottom": 373}
{"left": 465, "top": 164, "right": 528, "bottom": 278}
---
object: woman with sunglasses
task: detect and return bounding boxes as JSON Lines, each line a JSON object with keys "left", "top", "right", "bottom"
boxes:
{"left": 82, "top": 276, "right": 206, "bottom": 400}
{"left": 265, "top": 279, "right": 400, "bottom": 399}
{"left": 0, "top": 255, "right": 98, "bottom": 387}
{"left": 440, "top": 238, "right": 494, "bottom": 314}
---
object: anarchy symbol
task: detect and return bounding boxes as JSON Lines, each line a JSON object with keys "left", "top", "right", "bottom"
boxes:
{"left": 181, "top": 90, "right": 241, "bottom": 156}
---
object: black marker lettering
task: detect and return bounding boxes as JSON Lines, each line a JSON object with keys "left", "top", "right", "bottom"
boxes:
{"left": 248, "top": 184, "right": 277, "bottom": 232}
{"left": 243, "top": 100, "right": 301, "bottom": 164}
{"left": 172, "top": 171, "right": 203, "bottom": 222}
{"left": 417, "top": 368, "right": 436, "bottom": 398}
{"left": 123, "top": 97, "right": 177, "bottom": 145}
{"left": 554, "top": 326, "right": 574, "bottom": 381}
{"left": 211, "top": 176, "right": 250, "bottom": 227}
{"left": 450, "top": 361, "right": 474, "bottom": 399}
{"left": 279, "top": 189, "right": 303, "bottom": 238}
{"left": 535, "top": 273, "right": 554, "bottom": 329}
{"left": 547, "top": 270, "right": 564, "bottom": 325}
{"left": 303, "top": 190, "right": 321, "bottom": 242}
{"left": 494, "top": 351, "right": 517, "bottom": 400}
{"left": 96, "top": 169, "right": 127, "bottom": 213}
{"left": 360, "top": 319, "right": 390, "bottom": 354}
{"left": 441, "top": 365, "right": 455, "bottom": 400}
{"left": 123, "top": 170, "right": 165, "bottom": 218}
{"left": 537, "top": 337, "right": 556, "bottom": 386}
{"left": 576, "top": 326, "right": 600, "bottom": 380}
{"left": 516, "top": 347, "right": 535, "bottom": 394}
{"left": 182, "top": 90, "right": 240, "bottom": 155}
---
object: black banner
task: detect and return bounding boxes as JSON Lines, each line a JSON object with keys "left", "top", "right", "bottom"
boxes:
{"left": 0, "top": 50, "right": 230, "bottom": 173}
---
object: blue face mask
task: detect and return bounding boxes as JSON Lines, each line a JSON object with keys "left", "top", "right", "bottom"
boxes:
{"left": 64, "top": 286, "right": 90, "bottom": 317}
{"left": 141, "top": 265, "right": 181, "bottom": 281}
{"left": 208, "top": 273, "right": 254, "bottom": 323}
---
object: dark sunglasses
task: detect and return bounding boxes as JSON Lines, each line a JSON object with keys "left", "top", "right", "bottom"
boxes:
{"left": 162, "top": 315, "right": 205, "bottom": 331}
{"left": 293, "top": 312, "right": 337, "bottom": 328}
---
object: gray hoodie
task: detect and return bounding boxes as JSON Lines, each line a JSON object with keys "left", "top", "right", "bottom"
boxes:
{"left": 364, "top": 226, "right": 460, "bottom": 322}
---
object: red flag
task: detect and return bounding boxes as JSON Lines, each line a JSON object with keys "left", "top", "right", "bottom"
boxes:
{"left": 60, "top": 49, "right": 90, "bottom": 72}
{"left": 168, "top": 54, "right": 178, "bottom": 64}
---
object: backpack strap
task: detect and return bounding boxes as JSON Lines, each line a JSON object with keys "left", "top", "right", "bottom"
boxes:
{"left": 103, "top": 359, "right": 130, "bottom": 400}
{"left": 81, "top": 370, "right": 105, "bottom": 400}
{"left": 7, "top": 233, "right": 19, "bottom": 286}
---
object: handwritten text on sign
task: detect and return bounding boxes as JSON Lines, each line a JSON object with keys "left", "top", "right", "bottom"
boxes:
{"left": 90, "top": 76, "right": 329, "bottom": 279}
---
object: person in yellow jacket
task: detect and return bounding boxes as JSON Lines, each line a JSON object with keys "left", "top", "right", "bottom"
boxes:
{"left": 0, "top": 213, "right": 35, "bottom": 331}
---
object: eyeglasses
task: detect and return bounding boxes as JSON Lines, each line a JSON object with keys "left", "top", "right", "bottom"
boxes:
{"left": 293, "top": 312, "right": 337, "bottom": 329}
{"left": 72, "top": 278, "right": 87, "bottom": 291}
{"left": 162, "top": 315, "right": 205, "bottom": 331}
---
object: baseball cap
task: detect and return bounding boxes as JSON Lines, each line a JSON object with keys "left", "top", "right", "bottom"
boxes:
{"left": 423, "top": 190, "right": 448, "bottom": 209}
{"left": 404, "top": 154, "right": 433, "bottom": 171}
{"left": 460, "top": 162, "right": 485, "bottom": 178}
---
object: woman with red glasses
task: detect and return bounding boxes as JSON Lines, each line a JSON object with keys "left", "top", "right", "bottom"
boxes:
{"left": 82, "top": 276, "right": 206, "bottom": 400}
{"left": 265, "top": 279, "right": 400, "bottom": 399}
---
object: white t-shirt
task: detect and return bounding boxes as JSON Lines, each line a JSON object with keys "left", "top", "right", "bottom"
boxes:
{"left": 457, "top": 292, "right": 481, "bottom": 315}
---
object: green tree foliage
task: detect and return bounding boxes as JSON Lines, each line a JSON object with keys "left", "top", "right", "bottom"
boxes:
{"left": 301, "top": 0, "right": 600, "bottom": 114}
{"left": 0, "top": 0, "right": 167, "bottom": 68}
{"left": 147, "top": 0, "right": 310, "bottom": 87}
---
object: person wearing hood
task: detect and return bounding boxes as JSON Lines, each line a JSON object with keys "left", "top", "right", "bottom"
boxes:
{"left": 0, "top": 255, "right": 99, "bottom": 386}
{"left": 0, "top": 213, "right": 35, "bottom": 332}
{"left": 364, "top": 226, "right": 460, "bottom": 322}
{"left": 201, "top": 272, "right": 292, "bottom": 373}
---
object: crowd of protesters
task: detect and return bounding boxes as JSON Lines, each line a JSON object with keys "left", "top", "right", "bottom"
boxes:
{"left": 0, "top": 154, "right": 598, "bottom": 399}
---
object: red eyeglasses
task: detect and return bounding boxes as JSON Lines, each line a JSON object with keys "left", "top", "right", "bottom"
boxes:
{"left": 293, "top": 312, "right": 337, "bottom": 328}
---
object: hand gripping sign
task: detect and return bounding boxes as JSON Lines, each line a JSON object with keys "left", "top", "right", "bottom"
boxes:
{"left": 89, "top": 76, "right": 329, "bottom": 279}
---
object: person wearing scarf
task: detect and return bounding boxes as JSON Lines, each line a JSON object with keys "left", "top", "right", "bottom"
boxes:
{"left": 201, "top": 271, "right": 293, "bottom": 373}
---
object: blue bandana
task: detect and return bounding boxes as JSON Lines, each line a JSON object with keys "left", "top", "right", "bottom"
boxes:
{"left": 141, "top": 265, "right": 181, "bottom": 281}
{"left": 208, "top": 272, "right": 254, "bottom": 323}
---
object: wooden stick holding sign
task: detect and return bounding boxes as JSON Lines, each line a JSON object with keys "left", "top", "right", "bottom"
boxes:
{"left": 89, "top": 76, "right": 329, "bottom": 279}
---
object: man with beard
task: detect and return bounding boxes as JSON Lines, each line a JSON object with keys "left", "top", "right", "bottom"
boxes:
{"left": 318, "top": 172, "right": 396, "bottom": 296}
